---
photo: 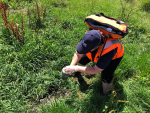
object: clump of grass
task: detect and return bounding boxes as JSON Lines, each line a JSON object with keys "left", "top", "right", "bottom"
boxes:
{"left": 51, "top": 0, "right": 67, "bottom": 8}
{"left": 27, "top": 0, "right": 46, "bottom": 32}
{"left": 142, "top": 0, "right": 150, "bottom": 12}
{"left": 6, "top": 0, "right": 33, "bottom": 9}
{"left": 120, "top": 0, "right": 140, "bottom": 21}
{"left": 61, "top": 20, "right": 73, "bottom": 30}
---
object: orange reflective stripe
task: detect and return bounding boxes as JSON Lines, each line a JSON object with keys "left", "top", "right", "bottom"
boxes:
{"left": 86, "top": 39, "right": 124, "bottom": 62}
{"left": 86, "top": 43, "right": 104, "bottom": 62}
{"left": 86, "top": 48, "right": 101, "bottom": 62}
{"left": 112, "top": 43, "right": 124, "bottom": 60}
{"left": 86, "top": 52, "right": 93, "bottom": 61}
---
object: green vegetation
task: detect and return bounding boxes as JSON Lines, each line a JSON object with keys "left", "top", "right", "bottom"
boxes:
{"left": 0, "top": 0, "right": 150, "bottom": 112}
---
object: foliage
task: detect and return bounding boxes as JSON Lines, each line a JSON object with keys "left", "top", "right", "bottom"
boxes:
{"left": 142, "top": 0, "right": 150, "bottom": 12}
{"left": 120, "top": 0, "right": 141, "bottom": 21}
{"left": 27, "top": 0, "right": 46, "bottom": 31}
{"left": 0, "top": 0, "right": 150, "bottom": 112}
{"left": 6, "top": 0, "right": 33, "bottom": 9}
{"left": 0, "top": 0, "right": 25, "bottom": 44}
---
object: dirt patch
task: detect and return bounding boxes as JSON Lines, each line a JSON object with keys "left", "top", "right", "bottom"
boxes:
{"left": 28, "top": 90, "right": 70, "bottom": 113}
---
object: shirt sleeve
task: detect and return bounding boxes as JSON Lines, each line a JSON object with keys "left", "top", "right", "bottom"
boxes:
{"left": 96, "top": 48, "right": 117, "bottom": 69}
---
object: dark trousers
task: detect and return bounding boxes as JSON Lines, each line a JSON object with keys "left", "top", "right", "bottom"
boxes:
{"left": 78, "top": 54, "right": 123, "bottom": 83}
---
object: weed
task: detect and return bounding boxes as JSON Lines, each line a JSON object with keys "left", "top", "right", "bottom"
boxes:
{"left": 27, "top": 0, "right": 46, "bottom": 31}
{"left": 6, "top": 0, "right": 33, "bottom": 9}
{"left": 61, "top": 20, "right": 73, "bottom": 30}
{"left": 142, "top": 0, "right": 150, "bottom": 12}
{"left": 120, "top": 0, "right": 140, "bottom": 21}
{"left": 51, "top": 0, "right": 67, "bottom": 8}
{"left": 0, "top": 0, "right": 25, "bottom": 44}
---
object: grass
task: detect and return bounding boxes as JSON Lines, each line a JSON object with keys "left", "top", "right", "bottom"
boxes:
{"left": 0, "top": 0, "right": 150, "bottom": 112}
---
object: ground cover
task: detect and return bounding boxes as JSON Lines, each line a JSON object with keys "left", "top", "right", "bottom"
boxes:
{"left": 0, "top": 0, "right": 150, "bottom": 112}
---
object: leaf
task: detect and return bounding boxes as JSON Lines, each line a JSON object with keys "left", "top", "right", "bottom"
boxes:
{"left": 116, "top": 100, "right": 129, "bottom": 102}
{"left": 44, "top": 80, "right": 51, "bottom": 85}
{"left": 109, "top": 110, "right": 115, "bottom": 113}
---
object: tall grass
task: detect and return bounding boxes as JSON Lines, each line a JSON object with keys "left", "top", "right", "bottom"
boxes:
{"left": 0, "top": 0, "right": 150, "bottom": 112}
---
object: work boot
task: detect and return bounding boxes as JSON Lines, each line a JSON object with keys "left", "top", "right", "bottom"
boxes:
{"left": 102, "top": 82, "right": 112, "bottom": 95}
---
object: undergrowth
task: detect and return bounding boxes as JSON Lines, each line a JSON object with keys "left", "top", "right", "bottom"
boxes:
{"left": 0, "top": 0, "right": 150, "bottom": 112}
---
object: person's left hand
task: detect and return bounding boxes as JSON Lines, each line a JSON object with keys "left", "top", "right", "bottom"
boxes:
{"left": 62, "top": 65, "right": 78, "bottom": 74}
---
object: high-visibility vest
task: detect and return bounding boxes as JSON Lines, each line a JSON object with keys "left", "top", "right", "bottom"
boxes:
{"left": 86, "top": 38, "right": 124, "bottom": 62}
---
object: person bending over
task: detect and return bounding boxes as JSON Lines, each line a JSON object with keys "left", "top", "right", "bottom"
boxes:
{"left": 62, "top": 30, "right": 124, "bottom": 95}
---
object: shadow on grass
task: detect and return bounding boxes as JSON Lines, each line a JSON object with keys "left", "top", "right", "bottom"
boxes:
{"left": 66, "top": 74, "right": 127, "bottom": 113}
{"left": 74, "top": 74, "right": 90, "bottom": 93}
